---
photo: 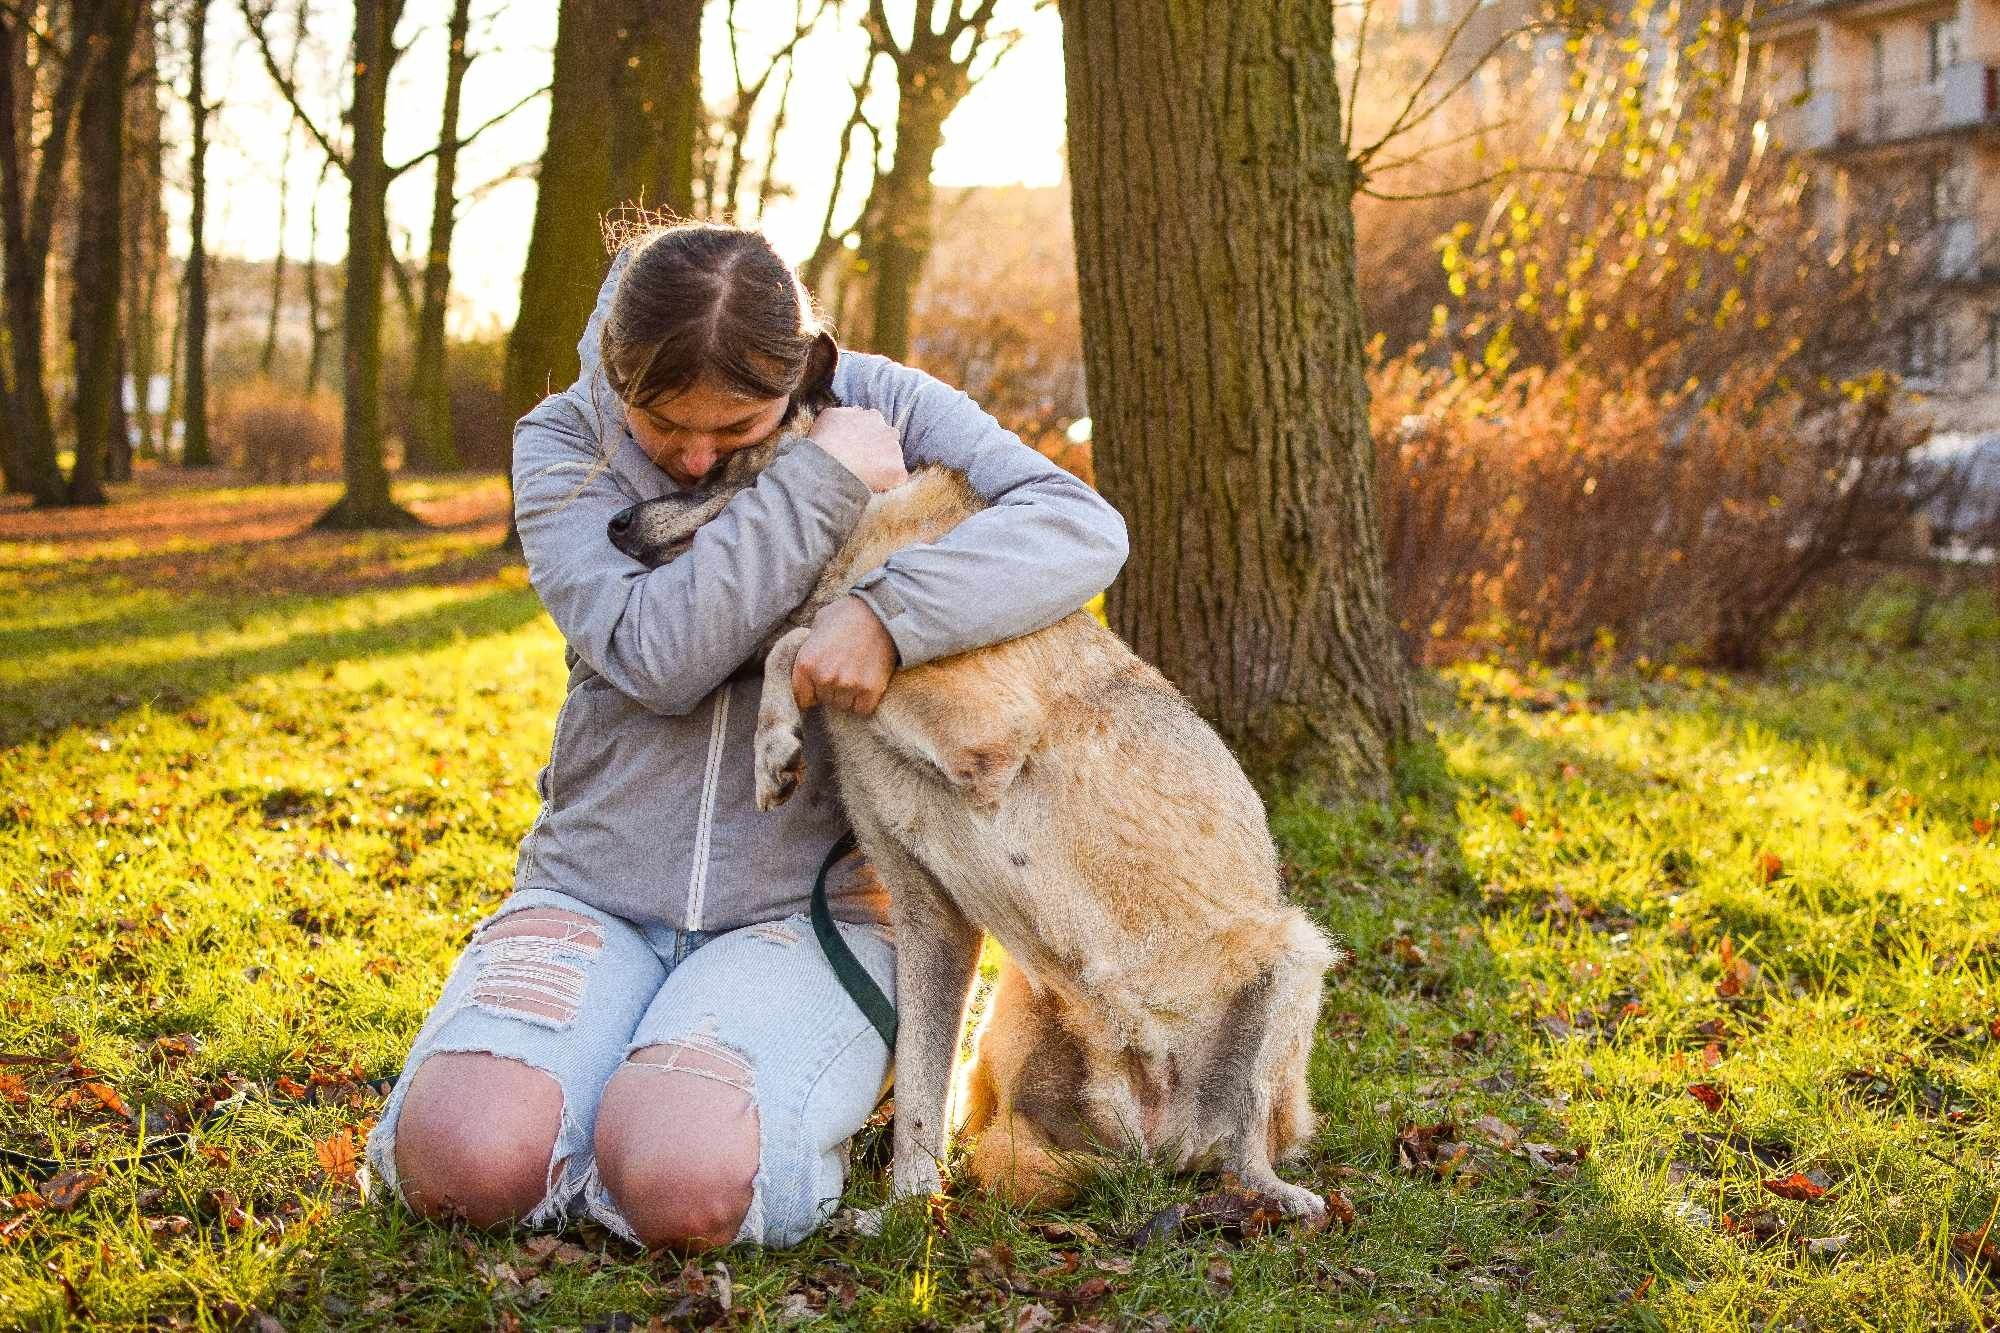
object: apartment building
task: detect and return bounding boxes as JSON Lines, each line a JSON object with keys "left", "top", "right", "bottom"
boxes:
{"left": 1758, "top": 0, "right": 2000, "bottom": 431}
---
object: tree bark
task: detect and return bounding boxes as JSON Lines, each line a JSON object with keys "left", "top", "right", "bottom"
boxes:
{"left": 501, "top": 0, "right": 701, "bottom": 547}
{"left": 0, "top": 5, "right": 89, "bottom": 504}
{"left": 404, "top": 0, "right": 473, "bottom": 473}
{"left": 128, "top": 1, "right": 166, "bottom": 460}
{"left": 316, "top": 0, "right": 420, "bottom": 529}
{"left": 67, "top": 0, "right": 141, "bottom": 505}
{"left": 181, "top": 0, "right": 214, "bottom": 466}
{"left": 1060, "top": 0, "right": 1416, "bottom": 799}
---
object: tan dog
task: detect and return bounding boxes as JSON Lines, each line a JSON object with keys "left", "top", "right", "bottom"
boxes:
{"left": 608, "top": 429, "right": 1335, "bottom": 1220}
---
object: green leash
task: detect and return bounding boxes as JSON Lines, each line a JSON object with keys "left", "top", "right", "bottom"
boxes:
{"left": 810, "top": 831, "right": 898, "bottom": 1053}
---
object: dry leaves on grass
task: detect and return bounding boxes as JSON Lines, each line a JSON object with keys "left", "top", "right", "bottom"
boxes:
{"left": 313, "top": 1130, "right": 359, "bottom": 1188}
{"left": 1127, "top": 1182, "right": 1353, "bottom": 1248}
{"left": 1760, "top": 1172, "right": 1832, "bottom": 1202}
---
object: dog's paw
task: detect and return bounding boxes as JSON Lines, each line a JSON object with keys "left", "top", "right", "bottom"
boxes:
{"left": 1269, "top": 1179, "right": 1327, "bottom": 1221}
{"left": 839, "top": 1205, "right": 885, "bottom": 1238}
{"left": 754, "top": 724, "right": 805, "bottom": 811}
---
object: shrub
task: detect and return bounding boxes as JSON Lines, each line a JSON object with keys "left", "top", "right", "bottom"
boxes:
{"left": 1373, "top": 355, "right": 1926, "bottom": 668}
{"left": 214, "top": 379, "right": 342, "bottom": 483}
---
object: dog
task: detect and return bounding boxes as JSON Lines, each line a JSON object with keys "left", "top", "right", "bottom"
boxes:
{"left": 607, "top": 418, "right": 1336, "bottom": 1220}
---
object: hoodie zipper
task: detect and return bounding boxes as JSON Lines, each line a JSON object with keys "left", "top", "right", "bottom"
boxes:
{"left": 685, "top": 685, "right": 731, "bottom": 930}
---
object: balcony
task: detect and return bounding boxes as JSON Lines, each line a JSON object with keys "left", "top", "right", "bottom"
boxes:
{"left": 1772, "top": 64, "right": 2000, "bottom": 151}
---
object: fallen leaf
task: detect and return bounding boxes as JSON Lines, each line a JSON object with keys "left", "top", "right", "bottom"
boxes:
{"left": 1755, "top": 850, "right": 1784, "bottom": 883}
{"left": 1205, "top": 1256, "right": 1234, "bottom": 1289}
{"left": 313, "top": 1130, "right": 358, "bottom": 1187}
{"left": 1323, "top": 1190, "right": 1358, "bottom": 1229}
{"left": 1014, "top": 1304, "right": 1057, "bottom": 1332}
{"left": 1687, "top": 1083, "right": 1725, "bottom": 1113}
{"left": 144, "top": 1214, "right": 193, "bottom": 1237}
{"left": 41, "top": 1170, "right": 102, "bottom": 1212}
{"left": 0, "top": 1074, "right": 25, "bottom": 1104}
{"left": 83, "top": 1082, "right": 128, "bottom": 1118}
{"left": 1801, "top": 1233, "right": 1849, "bottom": 1255}
{"left": 1952, "top": 1228, "right": 2000, "bottom": 1276}
{"left": 1761, "top": 1172, "right": 1829, "bottom": 1202}
{"left": 1471, "top": 1115, "right": 1520, "bottom": 1149}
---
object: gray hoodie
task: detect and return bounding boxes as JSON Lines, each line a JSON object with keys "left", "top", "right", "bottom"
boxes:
{"left": 509, "top": 251, "right": 1129, "bottom": 931}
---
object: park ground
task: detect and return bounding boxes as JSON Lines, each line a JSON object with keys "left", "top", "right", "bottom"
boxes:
{"left": 0, "top": 471, "right": 1995, "bottom": 1331}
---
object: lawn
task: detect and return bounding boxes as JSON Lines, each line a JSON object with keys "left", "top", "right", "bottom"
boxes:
{"left": 0, "top": 471, "right": 1994, "bottom": 1331}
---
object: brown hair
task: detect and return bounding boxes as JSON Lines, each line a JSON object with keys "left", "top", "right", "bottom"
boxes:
{"left": 598, "top": 214, "right": 838, "bottom": 426}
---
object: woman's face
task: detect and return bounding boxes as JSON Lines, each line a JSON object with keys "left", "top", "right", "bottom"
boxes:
{"left": 624, "top": 377, "right": 790, "bottom": 489}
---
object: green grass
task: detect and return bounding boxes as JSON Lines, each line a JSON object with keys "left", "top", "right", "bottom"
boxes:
{"left": 0, "top": 472, "right": 1994, "bottom": 1330}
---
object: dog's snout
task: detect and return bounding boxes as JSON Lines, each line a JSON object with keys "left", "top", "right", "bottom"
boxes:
{"left": 607, "top": 504, "right": 636, "bottom": 546}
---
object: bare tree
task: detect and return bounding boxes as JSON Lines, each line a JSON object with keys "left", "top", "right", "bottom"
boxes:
{"left": 823, "top": 0, "right": 1035, "bottom": 359}
{"left": 242, "top": 0, "right": 544, "bottom": 525}
{"left": 181, "top": 0, "right": 214, "bottom": 465}
{"left": 258, "top": 0, "right": 308, "bottom": 379}
{"left": 403, "top": 0, "right": 473, "bottom": 472}
{"left": 0, "top": 1, "right": 94, "bottom": 503}
{"left": 65, "top": 0, "right": 140, "bottom": 504}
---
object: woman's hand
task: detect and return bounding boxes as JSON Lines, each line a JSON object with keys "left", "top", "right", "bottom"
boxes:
{"left": 793, "top": 595, "right": 897, "bottom": 715}
{"left": 810, "top": 407, "right": 908, "bottom": 493}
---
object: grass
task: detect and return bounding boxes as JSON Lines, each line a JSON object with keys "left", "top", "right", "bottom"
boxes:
{"left": 0, "top": 469, "right": 1995, "bottom": 1330}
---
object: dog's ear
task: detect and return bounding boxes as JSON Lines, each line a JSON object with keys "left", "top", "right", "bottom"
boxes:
{"left": 792, "top": 331, "right": 840, "bottom": 416}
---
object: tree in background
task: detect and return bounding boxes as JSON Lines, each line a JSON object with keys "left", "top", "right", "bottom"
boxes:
{"left": 65, "top": 0, "right": 140, "bottom": 505}
{"left": 123, "top": 1, "right": 170, "bottom": 470}
{"left": 403, "top": 0, "right": 474, "bottom": 472}
{"left": 1062, "top": 0, "right": 1416, "bottom": 799}
{"left": 181, "top": 0, "right": 214, "bottom": 466}
{"left": 502, "top": 0, "right": 702, "bottom": 460}
{"left": 0, "top": 1, "right": 92, "bottom": 504}
{"left": 809, "top": 0, "right": 1035, "bottom": 359}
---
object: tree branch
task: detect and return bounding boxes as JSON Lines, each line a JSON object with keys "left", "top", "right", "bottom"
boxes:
{"left": 239, "top": 0, "right": 347, "bottom": 172}
{"left": 387, "top": 79, "right": 547, "bottom": 178}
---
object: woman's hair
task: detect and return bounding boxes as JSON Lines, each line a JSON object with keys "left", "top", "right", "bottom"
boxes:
{"left": 598, "top": 213, "right": 838, "bottom": 424}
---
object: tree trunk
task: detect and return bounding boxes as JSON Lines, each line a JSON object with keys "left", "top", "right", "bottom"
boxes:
{"left": 1060, "top": 0, "right": 1415, "bottom": 800}
{"left": 0, "top": 8, "right": 82, "bottom": 504}
{"left": 304, "top": 153, "right": 331, "bottom": 394}
{"left": 316, "top": 0, "right": 420, "bottom": 530}
{"left": 181, "top": 0, "right": 213, "bottom": 466}
{"left": 862, "top": 77, "right": 956, "bottom": 362}
{"left": 67, "top": 0, "right": 140, "bottom": 505}
{"left": 128, "top": 1, "right": 166, "bottom": 460}
{"left": 108, "top": 338, "right": 133, "bottom": 482}
{"left": 405, "top": 0, "right": 472, "bottom": 473}
{"left": 501, "top": 0, "right": 701, "bottom": 548}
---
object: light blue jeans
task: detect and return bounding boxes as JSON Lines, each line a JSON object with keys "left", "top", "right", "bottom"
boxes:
{"left": 363, "top": 885, "right": 896, "bottom": 1247}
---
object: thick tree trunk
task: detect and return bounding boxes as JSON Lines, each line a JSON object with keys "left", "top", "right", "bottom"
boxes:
{"left": 0, "top": 9, "right": 81, "bottom": 504}
{"left": 501, "top": 0, "right": 701, "bottom": 548}
{"left": 317, "top": 0, "right": 420, "bottom": 529}
{"left": 67, "top": 0, "right": 140, "bottom": 505}
{"left": 181, "top": 0, "right": 213, "bottom": 466}
{"left": 1060, "top": 0, "right": 1415, "bottom": 800}
{"left": 405, "top": 0, "right": 472, "bottom": 473}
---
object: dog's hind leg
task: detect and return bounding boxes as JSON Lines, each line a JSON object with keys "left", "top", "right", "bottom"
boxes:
{"left": 1194, "top": 923, "right": 1333, "bottom": 1219}
{"left": 754, "top": 627, "right": 813, "bottom": 810}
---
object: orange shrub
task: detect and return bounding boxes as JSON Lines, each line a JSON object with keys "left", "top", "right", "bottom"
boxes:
{"left": 215, "top": 379, "right": 342, "bottom": 483}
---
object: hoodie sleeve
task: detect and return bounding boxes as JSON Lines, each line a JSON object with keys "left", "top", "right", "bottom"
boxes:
{"left": 835, "top": 352, "right": 1130, "bottom": 668}
{"left": 511, "top": 250, "right": 873, "bottom": 717}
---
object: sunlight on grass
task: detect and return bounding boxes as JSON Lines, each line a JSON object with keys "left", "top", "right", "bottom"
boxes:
{"left": 0, "top": 481, "right": 1993, "bottom": 1328}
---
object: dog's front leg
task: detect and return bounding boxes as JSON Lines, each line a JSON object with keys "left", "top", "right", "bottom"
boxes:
{"left": 875, "top": 842, "right": 982, "bottom": 1203}
{"left": 754, "top": 626, "right": 813, "bottom": 810}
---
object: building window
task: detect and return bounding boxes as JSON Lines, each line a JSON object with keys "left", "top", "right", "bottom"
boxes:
{"left": 1929, "top": 19, "right": 1961, "bottom": 84}
{"left": 1904, "top": 318, "right": 1947, "bottom": 380}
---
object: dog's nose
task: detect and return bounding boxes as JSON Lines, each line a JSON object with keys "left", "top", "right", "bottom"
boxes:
{"left": 607, "top": 505, "right": 636, "bottom": 545}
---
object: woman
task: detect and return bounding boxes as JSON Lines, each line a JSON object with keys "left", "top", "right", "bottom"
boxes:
{"left": 362, "top": 220, "right": 1128, "bottom": 1251}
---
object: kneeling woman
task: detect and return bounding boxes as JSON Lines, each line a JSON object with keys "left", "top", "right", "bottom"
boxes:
{"left": 363, "top": 219, "right": 1128, "bottom": 1249}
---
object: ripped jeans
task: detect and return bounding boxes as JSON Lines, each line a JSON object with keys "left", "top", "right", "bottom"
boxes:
{"left": 363, "top": 886, "right": 895, "bottom": 1247}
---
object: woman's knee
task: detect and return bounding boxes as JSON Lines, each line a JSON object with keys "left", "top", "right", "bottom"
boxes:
{"left": 392, "top": 1050, "right": 566, "bottom": 1228}
{"left": 593, "top": 1040, "right": 762, "bottom": 1251}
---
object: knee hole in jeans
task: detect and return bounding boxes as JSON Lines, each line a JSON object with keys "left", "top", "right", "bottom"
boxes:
{"left": 465, "top": 908, "right": 603, "bottom": 1026}
{"left": 593, "top": 1038, "right": 762, "bottom": 1250}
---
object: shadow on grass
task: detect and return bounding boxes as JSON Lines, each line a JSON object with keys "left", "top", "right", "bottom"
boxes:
{"left": 0, "top": 584, "right": 547, "bottom": 747}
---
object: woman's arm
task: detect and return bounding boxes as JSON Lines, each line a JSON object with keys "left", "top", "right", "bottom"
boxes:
{"left": 834, "top": 352, "right": 1130, "bottom": 668}
{"left": 513, "top": 396, "right": 872, "bottom": 717}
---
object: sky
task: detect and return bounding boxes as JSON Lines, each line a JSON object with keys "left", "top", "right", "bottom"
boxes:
{"left": 182, "top": 0, "right": 1068, "bottom": 332}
